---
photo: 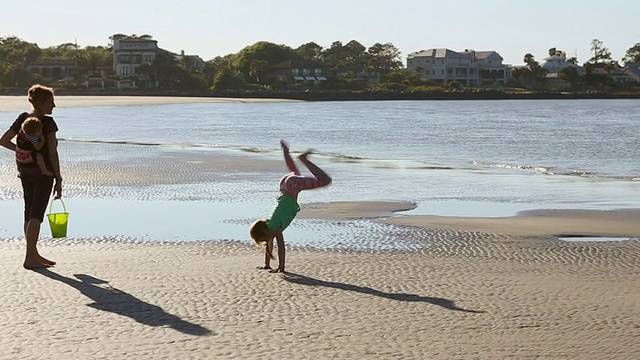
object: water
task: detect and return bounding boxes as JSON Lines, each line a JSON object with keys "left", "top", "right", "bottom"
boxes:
{"left": 46, "top": 99, "right": 640, "bottom": 179}
{"left": 0, "top": 99, "right": 638, "bottom": 247}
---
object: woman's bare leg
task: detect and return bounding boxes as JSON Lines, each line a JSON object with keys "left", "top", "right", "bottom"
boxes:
{"left": 23, "top": 219, "right": 54, "bottom": 269}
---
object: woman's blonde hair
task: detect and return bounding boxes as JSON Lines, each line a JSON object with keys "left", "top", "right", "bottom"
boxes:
{"left": 27, "top": 84, "right": 54, "bottom": 105}
{"left": 249, "top": 219, "right": 274, "bottom": 259}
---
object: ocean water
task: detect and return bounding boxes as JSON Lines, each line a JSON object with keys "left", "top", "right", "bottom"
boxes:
{"left": 0, "top": 99, "right": 638, "bottom": 248}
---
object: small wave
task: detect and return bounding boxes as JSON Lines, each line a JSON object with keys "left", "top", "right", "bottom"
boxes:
{"left": 472, "top": 161, "right": 638, "bottom": 182}
{"left": 472, "top": 161, "right": 554, "bottom": 174}
{"left": 61, "top": 138, "right": 163, "bottom": 147}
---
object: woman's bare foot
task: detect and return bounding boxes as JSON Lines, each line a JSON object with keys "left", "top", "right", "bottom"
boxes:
{"left": 37, "top": 255, "right": 56, "bottom": 265}
{"left": 23, "top": 259, "right": 51, "bottom": 270}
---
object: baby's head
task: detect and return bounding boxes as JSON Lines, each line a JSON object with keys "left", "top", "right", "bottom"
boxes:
{"left": 22, "top": 117, "right": 43, "bottom": 136}
{"left": 249, "top": 219, "right": 271, "bottom": 244}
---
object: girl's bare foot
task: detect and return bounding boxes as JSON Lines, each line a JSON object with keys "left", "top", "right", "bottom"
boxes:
{"left": 298, "top": 150, "right": 313, "bottom": 162}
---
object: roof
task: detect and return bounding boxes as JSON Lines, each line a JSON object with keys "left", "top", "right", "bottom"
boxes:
{"left": 408, "top": 49, "right": 468, "bottom": 59}
{"left": 468, "top": 51, "right": 503, "bottom": 61}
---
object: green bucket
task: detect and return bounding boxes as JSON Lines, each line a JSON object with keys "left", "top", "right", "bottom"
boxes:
{"left": 47, "top": 198, "right": 69, "bottom": 238}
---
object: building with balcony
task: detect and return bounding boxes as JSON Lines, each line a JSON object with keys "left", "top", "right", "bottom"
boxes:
{"left": 406, "top": 48, "right": 511, "bottom": 86}
{"left": 27, "top": 58, "right": 76, "bottom": 80}
{"left": 111, "top": 34, "right": 159, "bottom": 77}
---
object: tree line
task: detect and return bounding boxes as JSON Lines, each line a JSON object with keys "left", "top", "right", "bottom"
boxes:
{"left": 1, "top": 35, "right": 639, "bottom": 92}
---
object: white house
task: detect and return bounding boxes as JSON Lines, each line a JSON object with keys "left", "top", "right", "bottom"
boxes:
{"left": 406, "top": 48, "right": 511, "bottom": 86}
{"left": 541, "top": 53, "right": 582, "bottom": 73}
{"left": 111, "top": 35, "right": 159, "bottom": 77}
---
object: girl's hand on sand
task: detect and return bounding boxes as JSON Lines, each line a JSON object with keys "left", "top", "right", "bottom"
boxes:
{"left": 257, "top": 265, "right": 272, "bottom": 270}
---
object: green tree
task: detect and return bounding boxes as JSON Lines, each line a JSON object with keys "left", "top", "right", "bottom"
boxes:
{"left": 367, "top": 42, "right": 403, "bottom": 75}
{"left": 249, "top": 59, "right": 270, "bottom": 84}
{"left": 212, "top": 68, "right": 244, "bottom": 90}
{"left": 558, "top": 66, "right": 582, "bottom": 91}
{"left": 622, "top": 43, "right": 640, "bottom": 64}
{"left": 231, "top": 42, "right": 297, "bottom": 81}
{"left": 0, "top": 36, "right": 41, "bottom": 64}
{"left": 523, "top": 53, "right": 547, "bottom": 89}
{"left": 295, "top": 42, "right": 324, "bottom": 60}
{"left": 566, "top": 56, "right": 579, "bottom": 64}
{"left": 588, "top": 39, "right": 612, "bottom": 64}
{"left": 77, "top": 46, "right": 112, "bottom": 76}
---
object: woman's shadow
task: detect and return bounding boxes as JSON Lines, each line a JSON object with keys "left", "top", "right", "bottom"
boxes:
{"left": 35, "top": 269, "right": 211, "bottom": 336}
{"left": 284, "top": 273, "right": 484, "bottom": 314}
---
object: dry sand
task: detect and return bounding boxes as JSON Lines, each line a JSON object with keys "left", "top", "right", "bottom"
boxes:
{"left": 0, "top": 95, "right": 298, "bottom": 112}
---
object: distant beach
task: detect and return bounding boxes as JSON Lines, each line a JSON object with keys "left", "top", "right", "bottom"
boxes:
{"left": 0, "top": 95, "right": 638, "bottom": 359}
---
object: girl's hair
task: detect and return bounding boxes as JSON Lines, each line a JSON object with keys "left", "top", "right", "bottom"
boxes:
{"left": 249, "top": 219, "right": 275, "bottom": 259}
{"left": 27, "top": 84, "right": 54, "bottom": 105}
{"left": 22, "top": 117, "right": 43, "bottom": 135}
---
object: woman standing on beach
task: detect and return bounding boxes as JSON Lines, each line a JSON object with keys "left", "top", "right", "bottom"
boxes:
{"left": 0, "top": 84, "right": 62, "bottom": 269}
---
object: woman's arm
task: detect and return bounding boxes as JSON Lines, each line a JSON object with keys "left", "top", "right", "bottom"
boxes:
{"left": 0, "top": 129, "right": 17, "bottom": 152}
{"left": 45, "top": 132, "right": 60, "bottom": 178}
{"left": 46, "top": 132, "right": 62, "bottom": 198}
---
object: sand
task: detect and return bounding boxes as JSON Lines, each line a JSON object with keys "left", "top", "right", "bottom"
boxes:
{"left": 0, "top": 95, "right": 638, "bottom": 359}
{"left": 0, "top": 95, "right": 298, "bottom": 112}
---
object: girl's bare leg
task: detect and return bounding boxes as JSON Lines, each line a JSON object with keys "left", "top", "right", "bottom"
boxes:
{"left": 281, "top": 140, "right": 300, "bottom": 175}
{"left": 299, "top": 151, "right": 332, "bottom": 188}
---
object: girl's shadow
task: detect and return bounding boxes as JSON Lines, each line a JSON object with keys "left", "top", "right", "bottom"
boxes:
{"left": 35, "top": 269, "right": 212, "bottom": 336}
{"left": 284, "top": 272, "right": 484, "bottom": 313}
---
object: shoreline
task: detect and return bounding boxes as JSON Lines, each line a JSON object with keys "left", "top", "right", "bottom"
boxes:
{"left": 1, "top": 91, "right": 639, "bottom": 111}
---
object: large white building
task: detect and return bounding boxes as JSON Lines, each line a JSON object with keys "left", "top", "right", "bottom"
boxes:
{"left": 541, "top": 53, "right": 581, "bottom": 73}
{"left": 406, "top": 48, "right": 511, "bottom": 86}
{"left": 111, "top": 35, "right": 159, "bottom": 77}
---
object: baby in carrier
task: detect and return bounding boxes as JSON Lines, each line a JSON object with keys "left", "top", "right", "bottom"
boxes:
{"left": 16, "top": 116, "right": 53, "bottom": 176}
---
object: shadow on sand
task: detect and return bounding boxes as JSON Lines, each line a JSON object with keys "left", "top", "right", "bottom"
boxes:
{"left": 284, "top": 272, "right": 484, "bottom": 314}
{"left": 35, "top": 269, "right": 212, "bottom": 336}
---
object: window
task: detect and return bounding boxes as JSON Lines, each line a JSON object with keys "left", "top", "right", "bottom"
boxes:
{"left": 303, "top": 69, "right": 310, "bottom": 76}
{"left": 291, "top": 69, "right": 299, "bottom": 75}
{"left": 425, "top": 70, "right": 430, "bottom": 75}
{"left": 314, "top": 68, "right": 322, "bottom": 75}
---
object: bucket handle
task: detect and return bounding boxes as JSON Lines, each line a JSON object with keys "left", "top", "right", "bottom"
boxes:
{"left": 48, "top": 197, "right": 67, "bottom": 214}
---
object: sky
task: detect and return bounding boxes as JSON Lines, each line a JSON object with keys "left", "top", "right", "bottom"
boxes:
{"left": 2, "top": 0, "right": 639, "bottom": 66}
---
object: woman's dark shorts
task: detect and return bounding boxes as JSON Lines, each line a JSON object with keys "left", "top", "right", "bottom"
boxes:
{"left": 19, "top": 167, "right": 54, "bottom": 223}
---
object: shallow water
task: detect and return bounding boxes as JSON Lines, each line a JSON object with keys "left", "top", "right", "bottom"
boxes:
{"left": 1, "top": 100, "right": 638, "bottom": 248}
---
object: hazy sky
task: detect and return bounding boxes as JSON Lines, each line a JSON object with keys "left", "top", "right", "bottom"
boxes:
{"left": 2, "top": 0, "right": 639, "bottom": 66}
